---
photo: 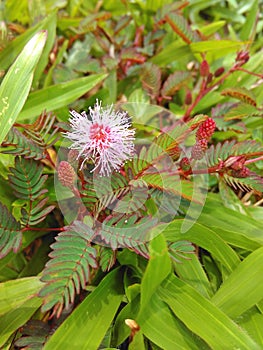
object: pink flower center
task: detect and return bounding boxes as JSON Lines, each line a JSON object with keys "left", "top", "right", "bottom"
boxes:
{"left": 89, "top": 123, "right": 111, "bottom": 148}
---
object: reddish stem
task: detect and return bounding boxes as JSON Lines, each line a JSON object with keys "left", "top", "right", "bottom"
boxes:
{"left": 183, "top": 62, "right": 251, "bottom": 122}
{"left": 245, "top": 155, "right": 263, "bottom": 165}
{"left": 235, "top": 67, "right": 263, "bottom": 79}
{"left": 22, "top": 227, "right": 65, "bottom": 232}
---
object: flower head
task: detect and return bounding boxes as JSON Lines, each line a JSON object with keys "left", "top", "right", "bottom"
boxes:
{"left": 196, "top": 118, "right": 216, "bottom": 141}
{"left": 64, "top": 100, "right": 135, "bottom": 176}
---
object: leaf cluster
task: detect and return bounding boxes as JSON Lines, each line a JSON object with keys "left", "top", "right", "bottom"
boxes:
{"left": 0, "top": 1, "right": 262, "bottom": 349}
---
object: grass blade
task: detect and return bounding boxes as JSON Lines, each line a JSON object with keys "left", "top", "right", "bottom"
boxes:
{"left": 159, "top": 275, "right": 261, "bottom": 350}
{"left": 43, "top": 268, "right": 123, "bottom": 350}
{"left": 0, "top": 31, "right": 47, "bottom": 144}
{"left": 212, "top": 247, "right": 263, "bottom": 318}
{"left": 18, "top": 74, "right": 107, "bottom": 121}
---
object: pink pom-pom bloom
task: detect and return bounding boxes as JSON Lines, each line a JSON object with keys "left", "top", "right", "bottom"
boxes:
{"left": 64, "top": 100, "right": 135, "bottom": 176}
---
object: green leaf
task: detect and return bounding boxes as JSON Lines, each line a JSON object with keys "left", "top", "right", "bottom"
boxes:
{"left": 32, "top": 12, "right": 57, "bottom": 86}
{"left": 0, "top": 276, "right": 43, "bottom": 315}
{"left": 224, "top": 103, "right": 259, "bottom": 120}
{"left": 223, "top": 173, "right": 263, "bottom": 193}
{"left": 159, "top": 275, "right": 261, "bottom": 350}
{"left": 39, "top": 229, "right": 97, "bottom": 313}
{"left": 0, "top": 31, "right": 47, "bottom": 144}
{"left": 0, "top": 297, "right": 41, "bottom": 347}
{"left": 236, "top": 307, "right": 263, "bottom": 346}
{"left": 0, "top": 13, "right": 54, "bottom": 71}
{"left": 239, "top": 0, "right": 258, "bottom": 41}
{"left": 199, "top": 21, "right": 226, "bottom": 37}
{"left": 150, "top": 42, "right": 193, "bottom": 66}
{"left": 43, "top": 39, "right": 69, "bottom": 88}
{"left": 198, "top": 195, "right": 263, "bottom": 248}
{"left": 104, "top": 70, "right": 117, "bottom": 103}
{"left": 18, "top": 73, "right": 107, "bottom": 121}
{"left": 190, "top": 40, "right": 246, "bottom": 58}
{"left": 212, "top": 247, "right": 263, "bottom": 318}
{"left": 8, "top": 157, "right": 54, "bottom": 226}
{"left": 112, "top": 293, "right": 140, "bottom": 346}
{"left": 0, "top": 202, "right": 22, "bottom": 258}
{"left": 141, "top": 62, "right": 161, "bottom": 98}
{"left": 139, "top": 234, "right": 171, "bottom": 314}
{"left": 129, "top": 330, "right": 145, "bottom": 350}
{"left": 43, "top": 268, "right": 124, "bottom": 350}
{"left": 221, "top": 87, "right": 257, "bottom": 107}
{"left": 146, "top": 0, "right": 167, "bottom": 12}
{"left": 166, "top": 13, "right": 200, "bottom": 44}
{"left": 174, "top": 254, "right": 213, "bottom": 298}
{"left": 163, "top": 221, "right": 240, "bottom": 275}
{"left": 161, "top": 71, "right": 191, "bottom": 97}
{"left": 139, "top": 292, "right": 208, "bottom": 350}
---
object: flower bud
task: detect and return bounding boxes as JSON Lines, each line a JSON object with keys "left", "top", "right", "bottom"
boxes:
{"left": 196, "top": 118, "right": 216, "bottom": 141}
{"left": 184, "top": 91, "right": 192, "bottom": 105}
{"left": 214, "top": 67, "right": 225, "bottom": 77}
{"left": 231, "top": 167, "right": 250, "bottom": 178}
{"left": 206, "top": 73, "right": 213, "bottom": 84}
{"left": 58, "top": 161, "right": 76, "bottom": 189}
{"left": 230, "top": 157, "right": 245, "bottom": 171}
{"left": 191, "top": 142, "right": 205, "bottom": 160}
{"left": 198, "top": 138, "right": 208, "bottom": 151}
{"left": 200, "top": 60, "right": 210, "bottom": 77}
{"left": 236, "top": 51, "right": 249, "bottom": 64}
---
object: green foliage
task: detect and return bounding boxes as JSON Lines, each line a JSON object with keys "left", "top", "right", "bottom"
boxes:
{"left": 1, "top": 112, "right": 59, "bottom": 160}
{"left": 14, "top": 320, "right": 51, "bottom": 350}
{"left": 161, "top": 71, "right": 191, "bottom": 97}
{"left": 1, "top": 126, "right": 46, "bottom": 160}
{"left": 39, "top": 228, "right": 97, "bottom": 314}
{"left": 0, "top": 1, "right": 262, "bottom": 349}
{"left": 43, "top": 268, "right": 124, "bottom": 350}
{"left": 0, "top": 31, "right": 47, "bottom": 144}
{"left": 8, "top": 156, "right": 55, "bottom": 226}
{"left": 0, "top": 203, "right": 22, "bottom": 258}
{"left": 141, "top": 62, "right": 161, "bottom": 99}
{"left": 165, "top": 12, "right": 201, "bottom": 44}
{"left": 221, "top": 87, "right": 257, "bottom": 107}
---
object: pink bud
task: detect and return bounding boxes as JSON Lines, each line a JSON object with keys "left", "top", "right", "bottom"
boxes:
{"left": 58, "top": 161, "right": 76, "bottom": 189}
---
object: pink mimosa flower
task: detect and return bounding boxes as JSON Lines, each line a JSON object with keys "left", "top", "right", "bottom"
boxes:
{"left": 65, "top": 100, "right": 135, "bottom": 176}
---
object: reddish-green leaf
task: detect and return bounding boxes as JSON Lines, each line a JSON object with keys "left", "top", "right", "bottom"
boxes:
{"left": 141, "top": 62, "right": 162, "bottom": 98}
{"left": 161, "top": 71, "right": 191, "bottom": 97}
{"left": 221, "top": 87, "right": 257, "bottom": 107}
{"left": 165, "top": 13, "right": 200, "bottom": 44}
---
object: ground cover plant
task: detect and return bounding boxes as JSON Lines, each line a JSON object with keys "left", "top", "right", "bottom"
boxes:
{"left": 0, "top": 0, "right": 263, "bottom": 349}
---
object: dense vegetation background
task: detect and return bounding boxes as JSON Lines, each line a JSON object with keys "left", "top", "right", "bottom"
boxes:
{"left": 0, "top": 0, "right": 263, "bottom": 349}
